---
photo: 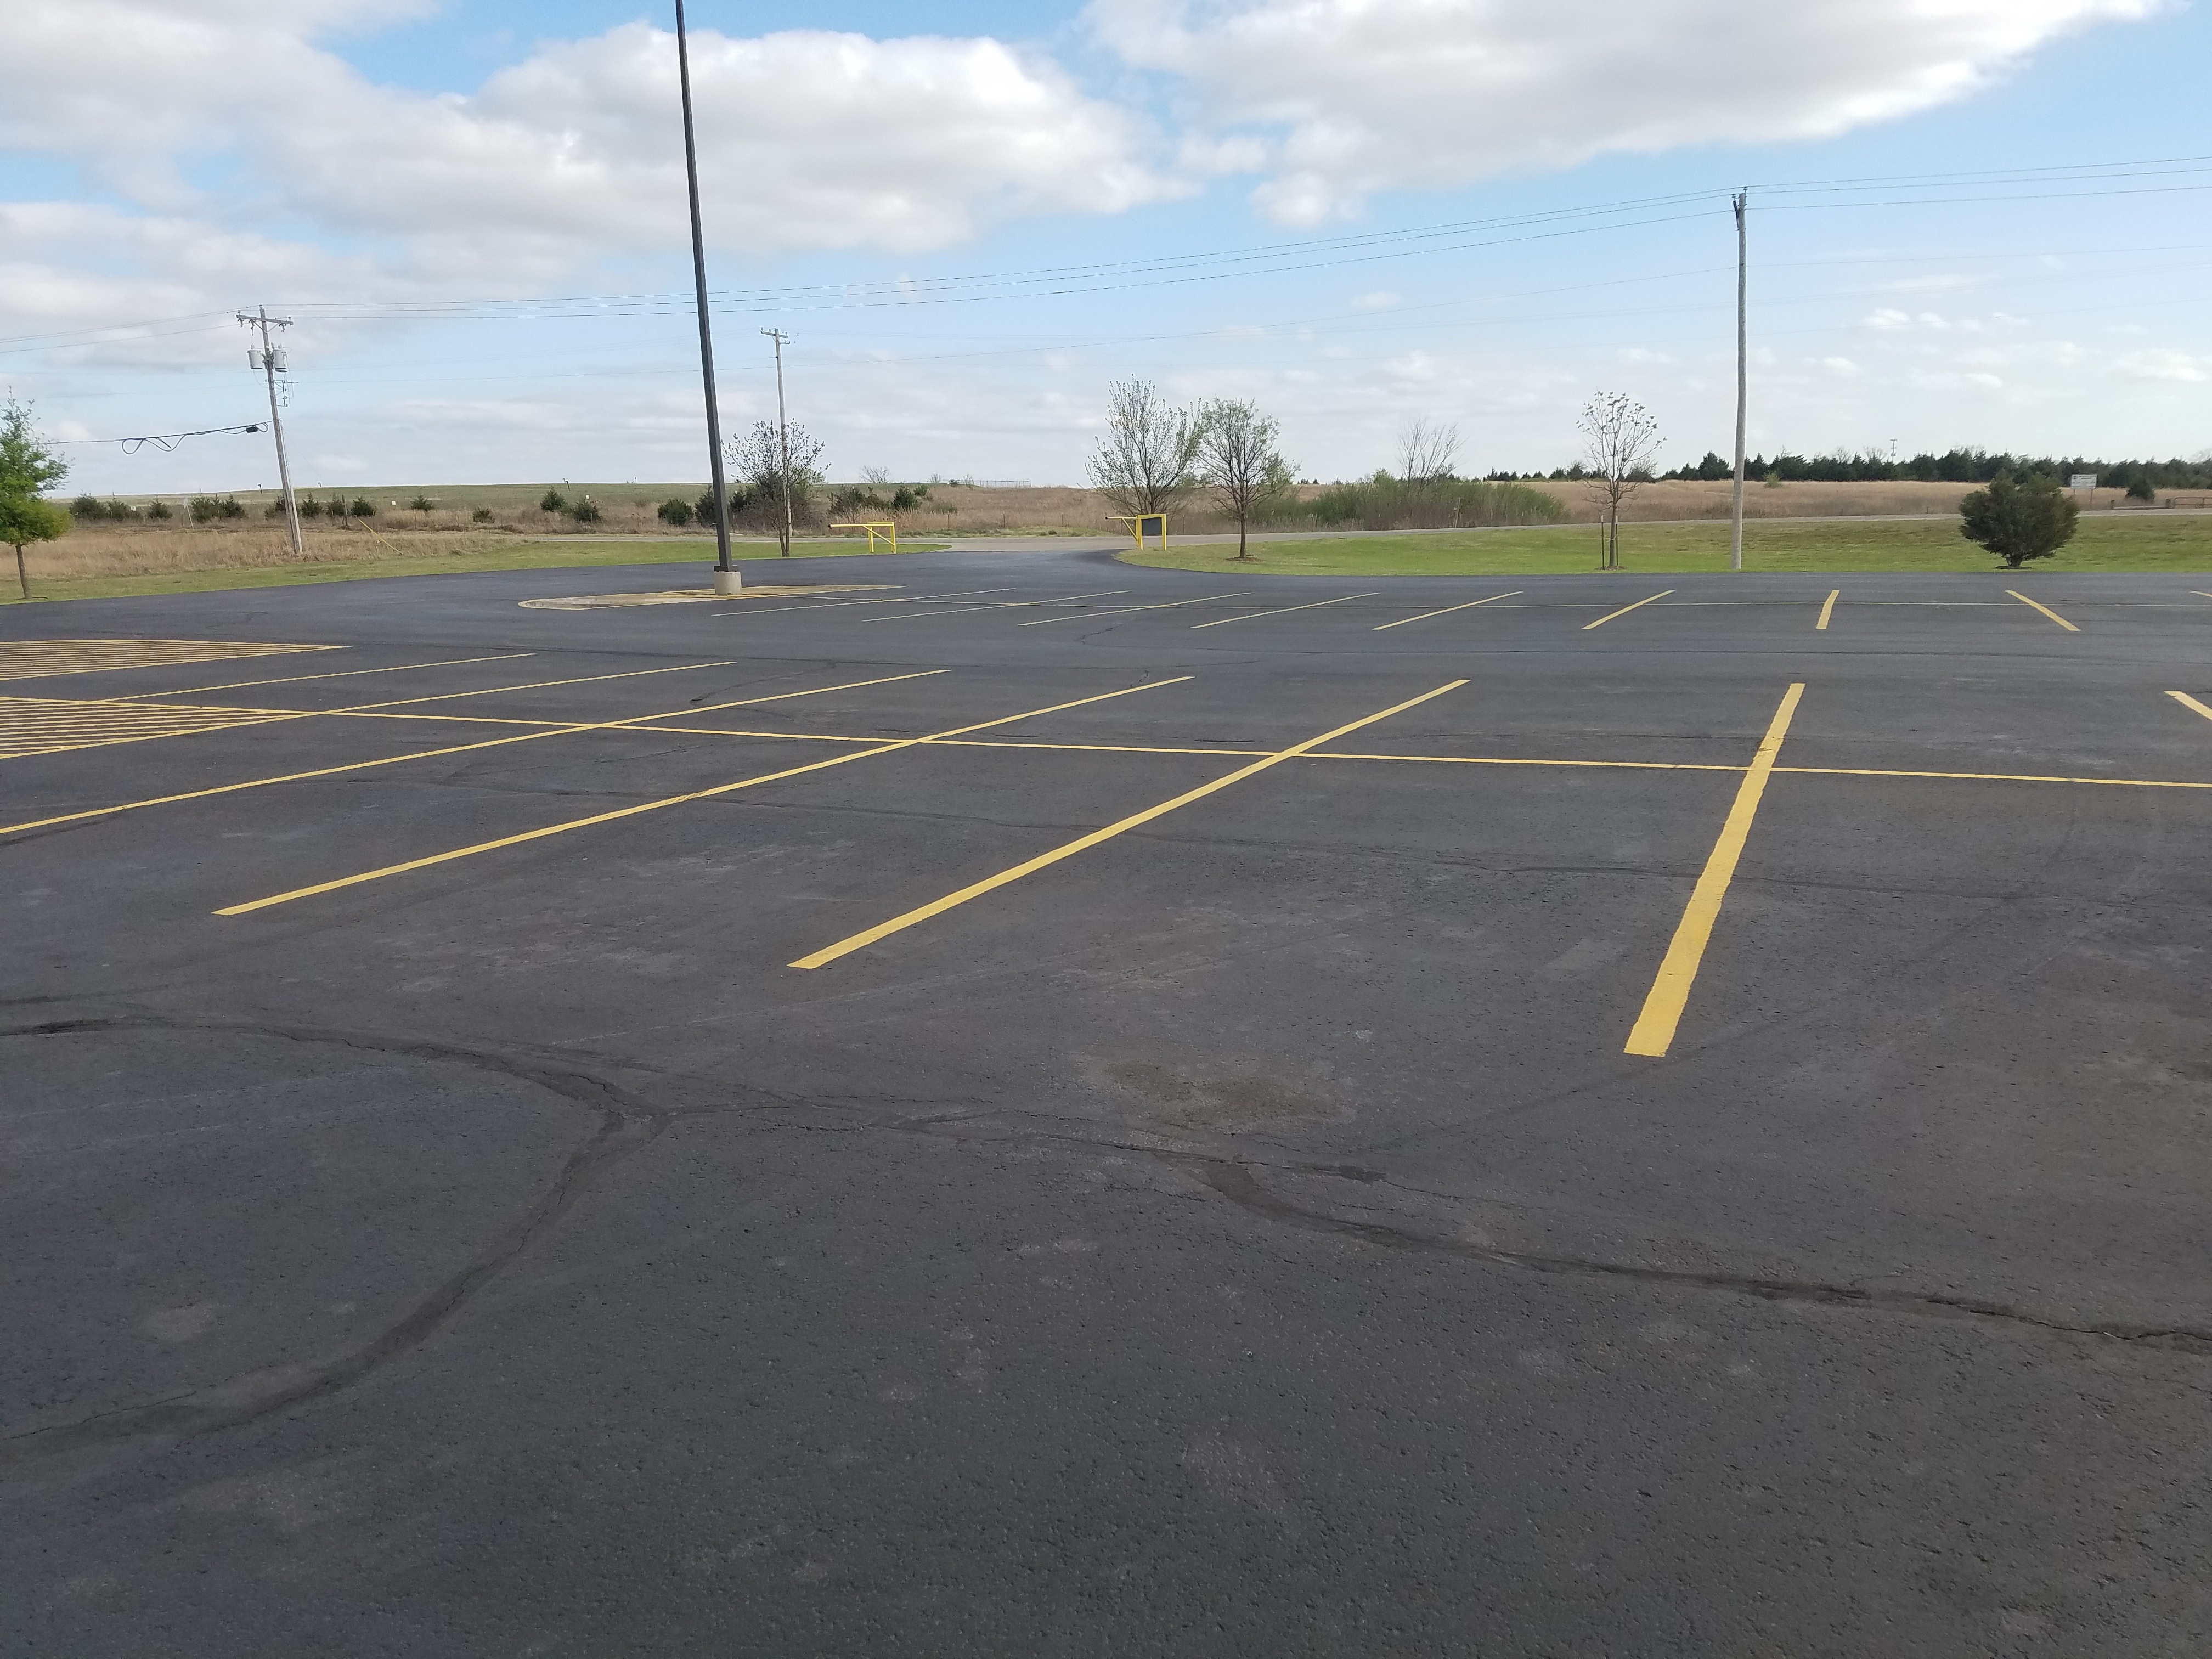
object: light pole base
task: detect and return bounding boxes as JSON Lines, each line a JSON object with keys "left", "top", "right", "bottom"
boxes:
{"left": 712, "top": 569, "right": 743, "bottom": 596}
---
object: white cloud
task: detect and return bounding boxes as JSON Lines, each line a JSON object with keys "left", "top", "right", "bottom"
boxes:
{"left": 0, "top": 3, "right": 1177, "bottom": 261}
{"left": 2115, "top": 349, "right": 2210, "bottom": 382}
{"left": 1090, "top": 0, "right": 2164, "bottom": 223}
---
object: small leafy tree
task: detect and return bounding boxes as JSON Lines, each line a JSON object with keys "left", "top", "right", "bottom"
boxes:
{"left": 409, "top": 494, "right": 434, "bottom": 512}
{"left": 147, "top": 499, "right": 173, "bottom": 520}
{"left": 0, "top": 495, "right": 68, "bottom": 601}
{"left": 1959, "top": 474, "right": 2079, "bottom": 568}
{"left": 472, "top": 506, "right": 494, "bottom": 522}
{"left": 571, "top": 496, "right": 602, "bottom": 524}
{"left": 727, "top": 420, "right": 826, "bottom": 556}
{"left": 2126, "top": 475, "right": 2157, "bottom": 502}
{"left": 1087, "top": 379, "right": 1201, "bottom": 520}
{"left": 657, "top": 497, "right": 694, "bottom": 527}
{"left": 540, "top": 488, "right": 568, "bottom": 514}
{"left": 71, "top": 493, "right": 108, "bottom": 519}
{"left": 298, "top": 495, "right": 324, "bottom": 518}
{"left": 1577, "top": 392, "right": 1661, "bottom": 569}
{"left": 350, "top": 496, "right": 376, "bottom": 518}
{"left": 1, "top": 398, "right": 71, "bottom": 599}
{"left": 1193, "top": 398, "right": 1294, "bottom": 562}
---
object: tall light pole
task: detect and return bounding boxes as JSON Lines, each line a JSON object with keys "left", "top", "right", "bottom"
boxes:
{"left": 674, "top": 0, "right": 738, "bottom": 595}
{"left": 239, "top": 307, "right": 303, "bottom": 559}
{"left": 1729, "top": 189, "right": 1748, "bottom": 574}
{"left": 762, "top": 327, "right": 793, "bottom": 557}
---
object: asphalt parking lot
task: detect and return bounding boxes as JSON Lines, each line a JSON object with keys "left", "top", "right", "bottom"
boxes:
{"left": 5, "top": 545, "right": 2212, "bottom": 1655}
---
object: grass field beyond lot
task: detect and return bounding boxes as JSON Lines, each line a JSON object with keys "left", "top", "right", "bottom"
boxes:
{"left": 2, "top": 538, "right": 938, "bottom": 606}
{"left": 1123, "top": 514, "right": 2212, "bottom": 575}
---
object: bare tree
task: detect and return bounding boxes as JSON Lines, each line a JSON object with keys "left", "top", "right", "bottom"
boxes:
{"left": 1193, "top": 398, "right": 1294, "bottom": 563}
{"left": 1087, "top": 379, "right": 1201, "bottom": 520}
{"left": 1577, "top": 392, "right": 1661, "bottom": 570}
{"left": 1395, "top": 417, "right": 1459, "bottom": 487}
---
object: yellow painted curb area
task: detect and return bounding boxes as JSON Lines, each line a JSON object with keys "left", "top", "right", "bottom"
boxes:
{"left": 0, "top": 639, "right": 338, "bottom": 681}
{"left": 520, "top": 585, "right": 896, "bottom": 611}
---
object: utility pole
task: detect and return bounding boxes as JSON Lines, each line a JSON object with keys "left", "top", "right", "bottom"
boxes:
{"left": 674, "top": 0, "right": 738, "bottom": 594}
{"left": 761, "top": 328, "right": 794, "bottom": 557}
{"left": 1729, "top": 189, "right": 1748, "bottom": 574}
{"left": 239, "top": 307, "right": 303, "bottom": 559}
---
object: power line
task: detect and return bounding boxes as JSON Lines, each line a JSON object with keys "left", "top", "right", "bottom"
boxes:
{"left": 49, "top": 421, "right": 264, "bottom": 452}
{"left": 10, "top": 154, "right": 2212, "bottom": 358}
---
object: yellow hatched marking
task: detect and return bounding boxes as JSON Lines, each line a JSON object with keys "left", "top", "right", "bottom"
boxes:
{"left": 1815, "top": 590, "right": 1839, "bottom": 630}
{"left": 0, "top": 697, "right": 300, "bottom": 759}
{"left": 790, "top": 680, "right": 1466, "bottom": 970}
{"left": 1624, "top": 683, "right": 1805, "bottom": 1058}
{"left": 215, "top": 679, "right": 1192, "bottom": 916}
{"left": 1, "top": 672, "right": 948, "bottom": 838}
{"left": 2006, "top": 590, "right": 2079, "bottom": 631}
{"left": 0, "top": 640, "right": 336, "bottom": 682}
{"left": 1584, "top": 591, "right": 1673, "bottom": 630}
{"left": 1373, "top": 592, "right": 1521, "bottom": 631}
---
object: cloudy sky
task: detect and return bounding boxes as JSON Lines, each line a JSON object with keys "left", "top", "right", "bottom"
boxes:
{"left": 3, "top": 0, "right": 2207, "bottom": 494}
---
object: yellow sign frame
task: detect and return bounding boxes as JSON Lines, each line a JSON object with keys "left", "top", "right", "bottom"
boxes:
{"left": 831, "top": 521, "right": 898, "bottom": 552}
{"left": 1108, "top": 514, "right": 1167, "bottom": 551}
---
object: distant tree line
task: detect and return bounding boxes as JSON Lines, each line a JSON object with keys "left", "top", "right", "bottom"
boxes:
{"left": 1645, "top": 448, "right": 2211, "bottom": 490}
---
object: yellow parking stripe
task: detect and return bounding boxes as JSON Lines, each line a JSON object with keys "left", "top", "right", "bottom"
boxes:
{"left": 1, "top": 672, "right": 949, "bottom": 837}
{"left": 2006, "top": 591, "right": 2079, "bottom": 631}
{"left": 1373, "top": 592, "right": 1520, "bottom": 631}
{"left": 1019, "top": 592, "right": 1251, "bottom": 627}
{"left": 1189, "top": 593, "right": 1381, "bottom": 630}
{"left": 1584, "top": 591, "right": 1673, "bottom": 630}
{"left": 1623, "top": 683, "right": 1805, "bottom": 1058}
{"left": 790, "top": 680, "right": 1466, "bottom": 970}
{"left": 108, "top": 653, "right": 534, "bottom": 699}
{"left": 215, "top": 679, "right": 1191, "bottom": 916}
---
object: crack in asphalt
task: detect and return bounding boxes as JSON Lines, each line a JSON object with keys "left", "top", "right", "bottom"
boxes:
{"left": 10, "top": 1002, "right": 2210, "bottom": 1474}
{"left": 0, "top": 1013, "right": 685, "bottom": 1469}
{"left": 1180, "top": 1157, "right": 2212, "bottom": 1357}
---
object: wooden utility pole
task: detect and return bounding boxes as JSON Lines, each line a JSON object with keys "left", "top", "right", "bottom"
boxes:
{"left": 239, "top": 308, "right": 303, "bottom": 559}
{"left": 763, "top": 328, "right": 793, "bottom": 557}
{"left": 1730, "top": 190, "right": 1748, "bottom": 573}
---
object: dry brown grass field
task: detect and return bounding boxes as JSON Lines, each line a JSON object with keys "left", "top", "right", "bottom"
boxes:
{"left": 43, "top": 479, "right": 2179, "bottom": 586}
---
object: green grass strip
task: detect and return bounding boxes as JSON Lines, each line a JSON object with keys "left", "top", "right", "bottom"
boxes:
{"left": 1121, "top": 514, "right": 2212, "bottom": 576}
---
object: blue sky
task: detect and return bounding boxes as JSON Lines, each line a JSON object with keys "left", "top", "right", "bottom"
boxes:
{"left": 3, "top": 0, "right": 2206, "bottom": 494}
